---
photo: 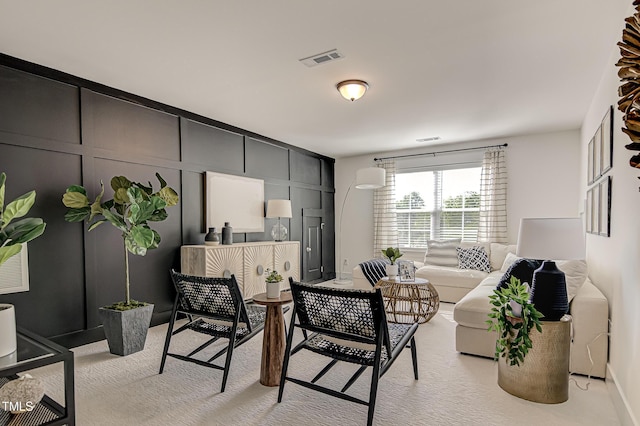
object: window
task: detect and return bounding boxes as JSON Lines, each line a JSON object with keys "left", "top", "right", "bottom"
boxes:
{"left": 395, "top": 167, "right": 481, "bottom": 248}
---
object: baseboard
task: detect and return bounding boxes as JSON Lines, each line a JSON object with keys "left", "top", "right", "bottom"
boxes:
{"left": 606, "top": 363, "right": 639, "bottom": 426}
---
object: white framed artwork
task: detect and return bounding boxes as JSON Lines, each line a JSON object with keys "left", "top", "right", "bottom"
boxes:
{"left": 205, "top": 171, "right": 265, "bottom": 233}
{"left": 0, "top": 244, "right": 29, "bottom": 294}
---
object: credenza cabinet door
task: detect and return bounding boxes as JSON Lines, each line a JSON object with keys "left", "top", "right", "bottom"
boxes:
{"left": 274, "top": 243, "right": 299, "bottom": 289}
{"left": 243, "top": 245, "right": 274, "bottom": 298}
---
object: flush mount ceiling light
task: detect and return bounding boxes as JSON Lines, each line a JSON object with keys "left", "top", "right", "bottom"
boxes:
{"left": 336, "top": 79, "right": 369, "bottom": 102}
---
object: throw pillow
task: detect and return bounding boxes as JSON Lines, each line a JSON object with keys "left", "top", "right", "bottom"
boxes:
{"left": 500, "top": 252, "right": 520, "bottom": 273}
{"left": 490, "top": 243, "right": 517, "bottom": 271}
{"left": 556, "top": 259, "right": 588, "bottom": 301}
{"left": 497, "top": 258, "right": 543, "bottom": 290}
{"left": 456, "top": 246, "right": 491, "bottom": 272}
{"left": 423, "top": 239, "right": 461, "bottom": 267}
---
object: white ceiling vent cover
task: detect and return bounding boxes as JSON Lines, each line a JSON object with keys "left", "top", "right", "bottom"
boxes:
{"left": 299, "top": 49, "right": 344, "bottom": 67}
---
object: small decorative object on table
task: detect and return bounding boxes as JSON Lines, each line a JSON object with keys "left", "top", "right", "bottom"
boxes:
{"left": 397, "top": 260, "right": 415, "bottom": 282}
{"left": 265, "top": 269, "right": 283, "bottom": 299}
{"left": 204, "top": 227, "right": 219, "bottom": 245}
{"left": 221, "top": 222, "right": 233, "bottom": 245}
{"left": 381, "top": 247, "right": 403, "bottom": 279}
{"left": 0, "top": 374, "right": 45, "bottom": 414}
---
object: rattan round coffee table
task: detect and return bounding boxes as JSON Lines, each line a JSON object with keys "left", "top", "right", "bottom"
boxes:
{"left": 375, "top": 277, "right": 440, "bottom": 324}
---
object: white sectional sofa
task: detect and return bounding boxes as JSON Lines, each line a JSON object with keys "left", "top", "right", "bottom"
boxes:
{"left": 352, "top": 242, "right": 609, "bottom": 378}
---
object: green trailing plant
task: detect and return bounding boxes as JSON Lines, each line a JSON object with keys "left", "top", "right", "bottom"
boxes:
{"left": 265, "top": 269, "right": 283, "bottom": 283}
{"left": 62, "top": 173, "right": 179, "bottom": 309}
{"left": 486, "top": 276, "right": 544, "bottom": 366}
{"left": 0, "top": 172, "right": 46, "bottom": 267}
{"left": 381, "top": 247, "right": 403, "bottom": 264}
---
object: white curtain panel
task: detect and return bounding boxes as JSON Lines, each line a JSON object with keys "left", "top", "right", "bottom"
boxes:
{"left": 478, "top": 149, "right": 508, "bottom": 243}
{"left": 373, "top": 160, "right": 398, "bottom": 257}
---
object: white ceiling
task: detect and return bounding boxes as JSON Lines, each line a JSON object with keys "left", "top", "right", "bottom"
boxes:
{"left": 0, "top": 1, "right": 629, "bottom": 158}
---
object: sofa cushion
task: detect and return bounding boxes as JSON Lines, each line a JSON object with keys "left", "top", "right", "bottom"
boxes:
{"left": 416, "top": 265, "right": 488, "bottom": 290}
{"left": 490, "top": 243, "right": 517, "bottom": 271}
{"left": 497, "top": 258, "right": 542, "bottom": 289}
{"left": 456, "top": 246, "right": 491, "bottom": 272}
{"left": 423, "top": 239, "right": 460, "bottom": 267}
{"left": 453, "top": 273, "right": 501, "bottom": 328}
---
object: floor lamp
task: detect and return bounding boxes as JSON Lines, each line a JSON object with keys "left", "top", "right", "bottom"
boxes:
{"left": 334, "top": 167, "right": 386, "bottom": 285}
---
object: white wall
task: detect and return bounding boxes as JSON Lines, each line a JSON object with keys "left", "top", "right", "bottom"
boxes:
{"left": 580, "top": 4, "right": 640, "bottom": 424}
{"left": 335, "top": 129, "right": 581, "bottom": 275}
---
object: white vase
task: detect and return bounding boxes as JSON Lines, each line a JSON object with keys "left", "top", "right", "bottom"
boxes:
{"left": 386, "top": 264, "right": 397, "bottom": 279}
{"left": 266, "top": 281, "right": 281, "bottom": 298}
{"left": 0, "top": 304, "right": 17, "bottom": 357}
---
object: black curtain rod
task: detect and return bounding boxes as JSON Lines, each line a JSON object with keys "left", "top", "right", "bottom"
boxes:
{"left": 374, "top": 143, "right": 508, "bottom": 161}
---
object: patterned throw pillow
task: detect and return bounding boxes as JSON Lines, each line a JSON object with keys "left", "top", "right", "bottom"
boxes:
{"left": 456, "top": 246, "right": 491, "bottom": 272}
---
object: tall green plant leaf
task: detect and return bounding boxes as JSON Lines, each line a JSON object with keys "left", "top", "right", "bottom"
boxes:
{"left": 62, "top": 190, "right": 89, "bottom": 209}
{"left": 2, "top": 191, "right": 36, "bottom": 228}
{"left": 157, "top": 187, "right": 179, "bottom": 207}
{"left": 64, "top": 207, "right": 90, "bottom": 223}
{"left": 102, "top": 209, "right": 127, "bottom": 232}
{"left": 89, "top": 182, "right": 105, "bottom": 221}
{"left": 0, "top": 244, "right": 22, "bottom": 266}
{"left": 156, "top": 172, "right": 167, "bottom": 189}
{"left": 0, "top": 172, "right": 6, "bottom": 215}
{"left": 2, "top": 218, "right": 46, "bottom": 244}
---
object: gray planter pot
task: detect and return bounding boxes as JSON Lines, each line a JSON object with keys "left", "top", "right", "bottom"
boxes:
{"left": 99, "top": 304, "right": 154, "bottom": 356}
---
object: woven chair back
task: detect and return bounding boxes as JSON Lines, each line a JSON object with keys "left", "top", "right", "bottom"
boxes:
{"left": 170, "top": 270, "right": 249, "bottom": 328}
{"left": 289, "top": 280, "right": 391, "bottom": 351}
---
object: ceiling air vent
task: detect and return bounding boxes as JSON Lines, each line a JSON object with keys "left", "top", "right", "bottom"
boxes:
{"left": 416, "top": 136, "right": 441, "bottom": 143}
{"left": 299, "top": 49, "right": 344, "bottom": 67}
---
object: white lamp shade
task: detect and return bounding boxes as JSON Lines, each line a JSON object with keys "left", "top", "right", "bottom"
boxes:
{"left": 336, "top": 80, "right": 368, "bottom": 102}
{"left": 355, "top": 167, "right": 385, "bottom": 189}
{"left": 516, "top": 218, "right": 585, "bottom": 260}
{"left": 266, "top": 199, "right": 292, "bottom": 218}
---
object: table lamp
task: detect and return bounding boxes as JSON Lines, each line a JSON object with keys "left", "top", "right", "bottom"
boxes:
{"left": 266, "top": 199, "right": 292, "bottom": 242}
{"left": 516, "top": 218, "right": 585, "bottom": 321}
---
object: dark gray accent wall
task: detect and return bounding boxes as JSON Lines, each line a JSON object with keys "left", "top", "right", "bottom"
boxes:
{"left": 0, "top": 55, "right": 335, "bottom": 348}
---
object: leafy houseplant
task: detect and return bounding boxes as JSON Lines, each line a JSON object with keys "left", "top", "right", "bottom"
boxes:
{"left": 62, "top": 173, "right": 178, "bottom": 308}
{"left": 486, "top": 276, "right": 543, "bottom": 366}
{"left": 265, "top": 268, "right": 283, "bottom": 298}
{"left": 0, "top": 172, "right": 46, "bottom": 357}
{"left": 0, "top": 172, "right": 46, "bottom": 267}
{"left": 381, "top": 247, "right": 403, "bottom": 264}
{"left": 381, "top": 247, "right": 403, "bottom": 279}
{"left": 62, "top": 173, "right": 178, "bottom": 356}
{"left": 265, "top": 269, "right": 283, "bottom": 284}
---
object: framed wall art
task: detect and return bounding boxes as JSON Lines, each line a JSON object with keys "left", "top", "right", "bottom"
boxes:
{"left": 586, "top": 188, "right": 593, "bottom": 234}
{"left": 593, "top": 126, "right": 602, "bottom": 182}
{"left": 599, "top": 176, "right": 612, "bottom": 237}
{"left": 600, "top": 106, "right": 613, "bottom": 176}
{"left": 587, "top": 138, "right": 594, "bottom": 185}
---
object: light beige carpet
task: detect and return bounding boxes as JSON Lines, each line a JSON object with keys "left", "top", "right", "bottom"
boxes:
{"left": 27, "top": 304, "right": 618, "bottom": 425}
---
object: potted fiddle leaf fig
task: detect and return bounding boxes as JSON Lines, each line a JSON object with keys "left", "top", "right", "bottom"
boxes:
{"left": 381, "top": 247, "right": 403, "bottom": 279}
{"left": 62, "top": 173, "right": 178, "bottom": 356}
{"left": 0, "top": 171, "right": 46, "bottom": 357}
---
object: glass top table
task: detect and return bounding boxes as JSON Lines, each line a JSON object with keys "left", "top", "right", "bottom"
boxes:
{"left": 0, "top": 327, "right": 75, "bottom": 426}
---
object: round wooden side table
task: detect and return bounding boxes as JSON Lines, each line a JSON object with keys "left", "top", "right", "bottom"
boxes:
{"left": 252, "top": 291, "right": 292, "bottom": 386}
{"left": 374, "top": 277, "right": 440, "bottom": 324}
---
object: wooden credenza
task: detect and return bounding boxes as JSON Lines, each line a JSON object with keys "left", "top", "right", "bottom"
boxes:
{"left": 181, "top": 241, "right": 300, "bottom": 299}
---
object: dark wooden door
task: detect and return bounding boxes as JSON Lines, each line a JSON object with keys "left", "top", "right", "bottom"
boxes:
{"left": 302, "top": 209, "right": 323, "bottom": 282}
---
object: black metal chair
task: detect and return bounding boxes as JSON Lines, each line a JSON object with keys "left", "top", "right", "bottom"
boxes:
{"left": 159, "top": 270, "right": 266, "bottom": 392}
{"left": 278, "top": 279, "right": 419, "bottom": 426}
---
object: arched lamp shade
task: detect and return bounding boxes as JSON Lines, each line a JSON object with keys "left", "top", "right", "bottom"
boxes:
{"left": 336, "top": 80, "right": 369, "bottom": 102}
{"left": 355, "top": 167, "right": 385, "bottom": 189}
